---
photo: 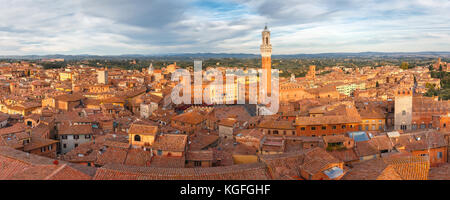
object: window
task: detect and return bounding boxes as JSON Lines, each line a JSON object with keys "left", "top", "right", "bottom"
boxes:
{"left": 379, "top": 125, "right": 383, "bottom": 130}
{"left": 134, "top": 135, "right": 141, "bottom": 142}
{"left": 63, "top": 144, "right": 67, "bottom": 148}
{"left": 41, "top": 147, "right": 46, "bottom": 152}
{"left": 342, "top": 125, "right": 346, "bottom": 129}
{"left": 311, "top": 127, "right": 316, "bottom": 131}
{"left": 85, "top": 135, "right": 91, "bottom": 139}
{"left": 322, "top": 126, "right": 326, "bottom": 130}
{"left": 283, "top": 131, "right": 287, "bottom": 135}
{"left": 312, "top": 135, "right": 316, "bottom": 137}
{"left": 273, "top": 130, "right": 279, "bottom": 135}
{"left": 157, "top": 150, "right": 163, "bottom": 156}
{"left": 402, "top": 110, "right": 406, "bottom": 116}
{"left": 365, "top": 125, "right": 369, "bottom": 131}
{"left": 332, "top": 126, "right": 337, "bottom": 130}
{"left": 61, "top": 135, "right": 67, "bottom": 140}
{"left": 74, "top": 135, "right": 79, "bottom": 140}
{"left": 401, "top": 125, "right": 407, "bottom": 130}
{"left": 48, "top": 145, "right": 52, "bottom": 150}
{"left": 194, "top": 161, "right": 202, "bottom": 167}
{"left": 437, "top": 152, "right": 443, "bottom": 159}
{"left": 301, "top": 127, "right": 306, "bottom": 131}
{"left": 74, "top": 143, "right": 78, "bottom": 148}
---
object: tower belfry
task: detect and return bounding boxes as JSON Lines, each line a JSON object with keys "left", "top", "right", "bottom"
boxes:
{"left": 260, "top": 25, "right": 272, "bottom": 95}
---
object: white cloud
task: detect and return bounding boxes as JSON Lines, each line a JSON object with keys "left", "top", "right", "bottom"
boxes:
{"left": 0, "top": 0, "right": 449, "bottom": 55}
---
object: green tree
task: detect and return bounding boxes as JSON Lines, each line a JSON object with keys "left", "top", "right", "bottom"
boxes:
{"left": 400, "top": 62, "right": 409, "bottom": 70}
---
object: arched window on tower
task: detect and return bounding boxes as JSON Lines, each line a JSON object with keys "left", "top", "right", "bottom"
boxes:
{"left": 134, "top": 135, "right": 141, "bottom": 142}
{"left": 266, "top": 37, "right": 268, "bottom": 45}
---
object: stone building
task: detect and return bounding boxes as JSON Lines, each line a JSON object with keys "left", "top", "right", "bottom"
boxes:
{"left": 394, "top": 86, "right": 413, "bottom": 131}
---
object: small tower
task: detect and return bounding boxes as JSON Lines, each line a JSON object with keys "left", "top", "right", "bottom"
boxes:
{"left": 97, "top": 68, "right": 108, "bottom": 85}
{"left": 394, "top": 86, "right": 413, "bottom": 131}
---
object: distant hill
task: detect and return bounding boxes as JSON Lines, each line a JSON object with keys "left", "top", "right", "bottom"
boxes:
{"left": 1, "top": 52, "right": 450, "bottom": 60}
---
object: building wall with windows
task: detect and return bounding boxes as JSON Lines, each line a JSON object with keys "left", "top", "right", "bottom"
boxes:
{"left": 360, "top": 118, "right": 385, "bottom": 132}
{"left": 295, "top": 123, "right": 360, "bottom": 137}
{"left": 59, "top": 134, "right": 93, "bottom": 154}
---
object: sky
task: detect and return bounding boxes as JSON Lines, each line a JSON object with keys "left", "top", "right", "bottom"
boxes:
{"left": 0, "top": 0, "right": 449, "bottom": 55}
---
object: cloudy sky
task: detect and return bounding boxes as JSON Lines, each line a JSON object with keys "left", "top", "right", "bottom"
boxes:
{"left": 0, "top": 0, "right": 449, "bottom": 55}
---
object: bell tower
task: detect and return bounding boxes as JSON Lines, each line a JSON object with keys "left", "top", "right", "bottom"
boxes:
{"left": 394, "top": 85, "right": 413, "bottom": 131}
{"left": 260, "top": 25, "right": 272, "bottom": 95}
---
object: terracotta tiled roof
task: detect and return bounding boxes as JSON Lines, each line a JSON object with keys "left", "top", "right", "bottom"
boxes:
{"left": 343, "top": 155, "right": 429, "bottom": 180}
{"left": 235, "top": 128, "right": 264, "bottom": 140}
{"left": 368, "top": 135, "right": 393, "bottom": 151}
{"left": 124, "top": 149, "right": 152, "bottom": 167}
{"left": 206, "top": 106, "right": 252, "bottom": 122}
{"left": 9, "top": 164, "right": 92, "bottom": 180}
{"left": 0, "top": 146, "right": 94, "bottom": 180}
{"left": 186, "top": 150, "right": 214, "bottom": 161}
{"left": 323, "top": 135, "right": 352, "bottom": 144}
{"left": 0, "top": 123, "right": 26, "bottom": 136}
{"left": 329, "top": 149, "right": 359, "bottom": 163}
{"left": 428, "top": 163, "right": 450, "bottom": 180}
{"left": 358, "top": 107, "right": 386, "bottom": 119}
{"left": 391, "top": 130, "right": 447, "bottom": 151}
{"left": 153, "top": 134, "right": 187, "bottom": 152}
{"left": 343, "top": 159, "right": 401, "bottom": 180}
{"left": 128, "top": 123, "right": 158, "bottom": 136}
{"left": 54, "top": 93, "right": 84, "bottom": 102}
{"left": 355, "top": 141, "right": 379, "bottom": 157}
{"left": 301, "top": 148, "right": 342, "bottom": 175}
{"left": 259, "top": 151, "right": 305, "bottom": 179}
{"left": 383, "top": 156, "right": 429, "bottom": 180}
{"left": 95, "top": 147, "right": 128, "bottom": 166}
{"left": 258, "top": 120, "right": 294, "bottom": 130}
{"left": 218, "top": 118, "right": 237, "bottom": 127}
{"left": 171, "top": 111, "right": 205, "bottom": 125}
{"left": 149, "top": 156, "right": 185, "bottom": 168}
{"left": 93, "top": 162, "right": 271, "bottom": 180}
{"left": 0, "top": 113, "right": 8, "bottom": 122}
{"left": 23, "top": 137, "right": 58, "bottom": 152}
{"left": 58, "top": 124, "right": 93, "bottom": 135}
{"left": 188, "top": 132, "right": 219, "bottom": 151}
{"left": 31, "top": 123, "right": 50, "bottom": 139}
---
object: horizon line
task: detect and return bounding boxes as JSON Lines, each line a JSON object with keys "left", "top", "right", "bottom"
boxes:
{"left": 1, "top": 51, "right": 450, "bottom": 58}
